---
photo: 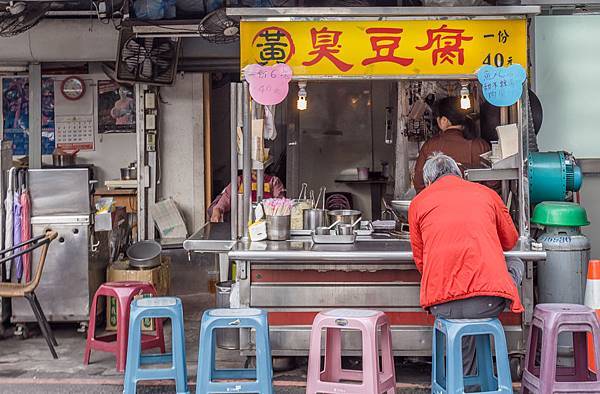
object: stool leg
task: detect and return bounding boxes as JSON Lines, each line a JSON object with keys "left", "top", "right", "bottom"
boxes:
{"left": 170, "top": 309, "right": 189, "bottom": 394}
{"left": 362, "top": 324, "right": 379, "bottom": 392}
{"left": 306, "top": 321, "right": 325, "bottom": 394}
{"left": 380, "top": 322, "right": 396, "bottom": 394}
{"left": 156, "top": 317, "right": 166, "bottom": 353}
{"left": 323, "top": 327, "right": 343, "bottom": 382}
{"left": 380, "top": 322, "right": 394, "bottom": 377}
{"left": 475, "top": 334, "right": 495, "bottom": 391}
{"left": 526, "top": 325, "right": 540, "bottom": 375}
{"left": 123, "top": 312, "right": 143, "bottom": 394}
{"left": 594, "top": 325, "right": 600, "bottom": 380}
{"left": 446, "top": 331, "right": 464, "bottom": 393}
{"left": 432, "top": 327, "right": 446, "bottom": 389}
{"left": 573, "top": 331, "right": 589, "bottom": 381}
{"left": 83, "top": 292, "right": 101, "bottom": 365}
{"left": 492, "top": 328, "right": 513, "bottom": 393}
{"left": 196, "top": 320, "right": 215, "bottom": 394}
{"left": 254, "top": 318, "right": 274, "bottom": 394}
{"left": 116, "top": 295, "right": 132, "bottom": 372}
{"left": 539, "top": 331, "right": 558, "bottom": 393}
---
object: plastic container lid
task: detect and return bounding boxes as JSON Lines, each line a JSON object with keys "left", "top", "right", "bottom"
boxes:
{"left": 531, "top": 201, "right": 590, "bottom": 227}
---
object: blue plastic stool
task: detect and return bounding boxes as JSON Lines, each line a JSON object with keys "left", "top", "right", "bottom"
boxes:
{"left": 196, "top": 308, "right": 273, "bottom": 394}
{"left": 432, "top": 318, "right": 513, "bottom": 394}
{"left": 123, "top": 297, "right": 189, "bottom": 394}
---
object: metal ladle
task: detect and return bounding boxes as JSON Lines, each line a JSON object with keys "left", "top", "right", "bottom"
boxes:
{"left": 327, "top": 219, "right": 341, "bottom": 230}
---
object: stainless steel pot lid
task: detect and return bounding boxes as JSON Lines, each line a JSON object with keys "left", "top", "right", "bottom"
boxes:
{"left": 327, "top": 209, "right": 361, "bottom": 216}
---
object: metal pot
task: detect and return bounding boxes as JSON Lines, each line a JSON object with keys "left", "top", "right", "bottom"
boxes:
{"left": 303, "top": 208, "right": 328, "bottom": 230}
{"left": 327, "top": 209, "right": 361, "bottom": 225}
{"left": 390, "top": 200, "right": 411, "bottom": 222}
{"left": 127, "top": 240, "right": 162, "bottom": 269}
{"left": 120, "top": 167, "right": 137, "bottom": 180}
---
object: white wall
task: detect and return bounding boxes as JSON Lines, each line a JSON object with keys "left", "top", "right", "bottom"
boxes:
{"left": 535, "top": 15, "right": 600, "bottom": 258}
{"left": 535, "top": 16, "right": 600, "bottom": 158}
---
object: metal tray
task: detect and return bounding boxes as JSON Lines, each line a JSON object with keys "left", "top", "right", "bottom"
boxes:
{"left": 312, "top": 234, "right": 356, "bottom": 244}
{"left": 290, "top": 229, "right": 313, "bottom": 236}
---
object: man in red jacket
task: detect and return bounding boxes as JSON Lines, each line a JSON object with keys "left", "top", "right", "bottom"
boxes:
{"left": 409, "top": 152, "right": 524, "bottom": 375}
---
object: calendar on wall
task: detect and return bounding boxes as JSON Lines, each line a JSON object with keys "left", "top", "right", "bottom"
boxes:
{"left": 55, "top": 115, "right": 94, "bottom": 150}
{"left": 54, "top": 78, "right": 95, "bottom": 151}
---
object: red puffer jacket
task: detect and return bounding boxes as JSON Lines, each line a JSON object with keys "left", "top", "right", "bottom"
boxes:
{"left": 409, "top": 175, "right": 524, "bottom": 313}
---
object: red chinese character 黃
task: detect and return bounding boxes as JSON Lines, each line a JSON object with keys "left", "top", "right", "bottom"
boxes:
{"left": 416, "top": 24, "right": 473, "bottom": 66}
{"left": 302, "top": 27, "right": 353, "bottom": 72}
{"left": 362, "top": 28, "right": 414, "bottom": 66}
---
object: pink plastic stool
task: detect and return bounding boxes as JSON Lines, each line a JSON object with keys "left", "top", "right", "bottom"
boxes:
{"left": 83, "top": 281, "right": 166, "bottom": 372}
{"left": 522, "top": 303, "right": 600, "bottom": 393}
{"left": 306, "top": 309, "right": 396, "bottom": 394}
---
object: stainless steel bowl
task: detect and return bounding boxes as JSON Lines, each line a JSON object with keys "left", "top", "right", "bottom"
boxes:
{"left": 327, "top": 209, "right": 361, "bottom": 225}
{"left": 127, "top": 240, "right": 162, "bottom": 269}
{"left": 390, "top": 200, "right": 412, "bottom": 221}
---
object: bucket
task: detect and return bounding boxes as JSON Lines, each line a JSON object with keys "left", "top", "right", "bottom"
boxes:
{"left": 266, "top": 215, "right": 291, "bottom": 241}
{"left": 215, "top": 281, "right": 240, "bottom": 350}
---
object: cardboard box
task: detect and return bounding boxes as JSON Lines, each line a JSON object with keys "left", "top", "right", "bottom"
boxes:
{"left": 106, "top": 257, "right": 170, "bottom": 331}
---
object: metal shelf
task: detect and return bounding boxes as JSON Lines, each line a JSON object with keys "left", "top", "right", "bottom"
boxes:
{"left": 465, "top": 168, "right": 519, "bottom": 182}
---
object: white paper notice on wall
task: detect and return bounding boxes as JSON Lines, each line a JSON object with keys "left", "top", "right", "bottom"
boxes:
{"left": 496, "top": 123, "right": 519, "bottom": 159}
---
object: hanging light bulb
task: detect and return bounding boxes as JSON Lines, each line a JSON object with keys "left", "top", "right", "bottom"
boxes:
{"left": 297, "top": 81, "right": 307, "bottom": 111}
{"left": 460, "top": 84, "right": 471, "bottom": 110}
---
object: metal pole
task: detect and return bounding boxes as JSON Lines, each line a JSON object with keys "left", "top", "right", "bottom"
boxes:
{"left": 28, "top": 63, "right": 41, "bottom": 169}
{"left": 256, "top": 167, "right": 265, "bottom": 202}
{"left": 394, "top": 81, "right": 410, "bottom": 198}
{"left": 230, "top": 84, "right": 238, "bottom": 240}
{"left": 517, "top": 87, "right": 531, "bottom": 245}
{"left": 242, "top": 82, "right": 252, "bottom": 239}
{"left": 136, "top": 84, "right": 147, "bottom": 240}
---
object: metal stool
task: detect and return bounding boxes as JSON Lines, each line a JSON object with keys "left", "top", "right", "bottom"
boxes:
{"left": 306, "top": 309, "right": 396, "bottom": 394}
{"left": 84, "top": 281, "right": 165, "bottom": 372}
{"left": 195, "top": 308, "right": 273, "bottom": 394}
{"left": 522, "top": 304, "right": 600, "bottom": 393}
{"left": 432, "top": 318, "right": 513, "bottom": 394}
{"left": 123, "top": 297, "right": 188, "bottom": 394}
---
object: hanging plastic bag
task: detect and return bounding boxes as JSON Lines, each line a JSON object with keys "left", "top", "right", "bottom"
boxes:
{"left": 134, "top": 0, "right": 176, "bottom": 20}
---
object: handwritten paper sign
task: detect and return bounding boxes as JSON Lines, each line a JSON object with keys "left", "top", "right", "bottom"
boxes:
{"left": 244, "top": 63, "right": 293, "bottom": 105}
{"left": 477, "top": 64, "right": 526, "bottom": 107}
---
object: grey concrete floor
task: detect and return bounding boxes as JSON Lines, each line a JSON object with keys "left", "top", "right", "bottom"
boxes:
{"left": 0, "top": 249, "right": 434, "bottom": 393}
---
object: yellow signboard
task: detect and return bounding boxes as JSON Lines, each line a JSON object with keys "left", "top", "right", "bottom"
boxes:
{"left": 241, "top": 19, "right": 527, "bottom": 77}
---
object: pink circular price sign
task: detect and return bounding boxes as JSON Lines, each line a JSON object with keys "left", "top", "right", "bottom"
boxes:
{"left": 244, "top": 63, "right": 293, "bottom": 106}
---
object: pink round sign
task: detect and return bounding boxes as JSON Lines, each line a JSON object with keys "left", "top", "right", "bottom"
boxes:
{"left": 244, "top": 63, "right": 293, "bottom": 106}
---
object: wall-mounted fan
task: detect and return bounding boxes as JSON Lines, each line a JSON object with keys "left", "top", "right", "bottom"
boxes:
{"left": 116, "top": 29, "right": 181, "bottom": 85}
{"left": 198, "top": 8, "right": 239, "bottom": 44}
{"left": 0, "top": 1, "right": 50, "bottom": 37}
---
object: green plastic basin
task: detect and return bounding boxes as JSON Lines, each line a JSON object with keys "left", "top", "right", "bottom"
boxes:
{"left": 531, "top": 201, "right": 589, "bottom": 227}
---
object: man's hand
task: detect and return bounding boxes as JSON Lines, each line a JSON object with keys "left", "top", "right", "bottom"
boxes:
{"left": 210, "top": 207, "right": 223, "bottom": 223}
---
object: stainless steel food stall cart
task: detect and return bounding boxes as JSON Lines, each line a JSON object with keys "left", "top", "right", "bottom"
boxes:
{"left": 185, "top": 5, "right": 544, "bottom": 373}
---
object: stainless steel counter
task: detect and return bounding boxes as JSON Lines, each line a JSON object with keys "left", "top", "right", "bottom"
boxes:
{"left": 184, "top": 222, "right": 547, "bottom": 262}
